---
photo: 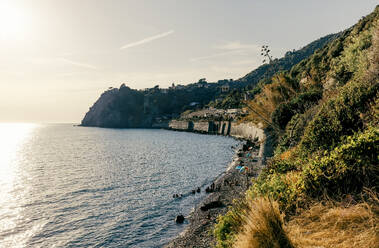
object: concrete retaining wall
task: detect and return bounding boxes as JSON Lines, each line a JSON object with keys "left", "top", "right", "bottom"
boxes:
{"left": 193, "top": 121, "right": 209, "bottom": 133}
{"left": 229, "top": 122, "right": 265, "bottom": 141}
{"left": 168, "top": 120, "right": 263, "bottom": 141}
{"left": 169, "top": 120, "right": 190, "bottom": 130}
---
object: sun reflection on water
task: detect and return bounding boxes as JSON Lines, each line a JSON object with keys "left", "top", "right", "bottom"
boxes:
{"left": 0, "top": 123, "right": 36, "bottom": 180}
{"left": 0, "top": 123, "right": 37, "bottom": 247}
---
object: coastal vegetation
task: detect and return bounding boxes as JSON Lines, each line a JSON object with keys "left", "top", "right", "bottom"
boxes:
{"left": 214, "top": 6, "right": 379, "bottom": 248}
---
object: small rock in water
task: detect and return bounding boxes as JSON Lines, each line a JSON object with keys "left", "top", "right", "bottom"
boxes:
{"left": 175, "top": 215, "right": 185, "bottom": 224}
{"left": 173, "top": 193, "right": 183, "bottom": 199}
{"left": 206, "top": 182, "right": 215, "bottom": 193}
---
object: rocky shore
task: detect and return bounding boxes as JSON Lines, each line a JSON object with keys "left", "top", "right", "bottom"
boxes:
{"left": 165, "top": 141, "right": 265, "bottom": 248}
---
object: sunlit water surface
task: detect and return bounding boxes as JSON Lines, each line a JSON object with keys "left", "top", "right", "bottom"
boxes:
{"left": 0, "top": 124, "right": 239, "bottom": 247}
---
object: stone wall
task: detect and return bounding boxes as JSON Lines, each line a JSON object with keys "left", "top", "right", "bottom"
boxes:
{"left": 169, "top": 120, "right": 189, "bottom": 130}
{"left": 193, "top": 121, "right": 210, "bottom": 133}
{"left": 229, "top": 122, "right": 265, "bottom": 141}
{"left": 168, "top": 120, "right": 263, "bottom": 141}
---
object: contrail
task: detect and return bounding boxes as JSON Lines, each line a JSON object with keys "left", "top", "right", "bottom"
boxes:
{"left": 120, "top": 30, "right": 174, "bottom": 50}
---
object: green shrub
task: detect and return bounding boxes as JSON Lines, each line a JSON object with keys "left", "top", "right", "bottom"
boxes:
{"left": 213, "top": 201, "right": 247, "bottom": 248}
{"left": 300, "top": 79, "right": 378, "bottom": 154}
{"left": 266, "top": 158, "right": 298, "bottom": 175}
{"left": 271, "top": 103, "right": 295, "bottom": 130}
{"left": 247, "top": 170, "right": 302, "bottom": 214}
{"left": 275, "top": 112, "right": 313, "bottom": 154}
{"left": 271, "top": 89, "right": 322, "bottom": 130}
{"left": 332, "top": 29, "right": 372, "bottom": 84}
{"left": 301, "top": 127, "right": 379, "bottom": 197}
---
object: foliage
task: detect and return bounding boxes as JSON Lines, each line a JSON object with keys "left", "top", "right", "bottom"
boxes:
{"left": 274, "top": 111, "right": 315, "bottom": 154}
{"left": 271, "top": 89, "right": 322, "bottom": 129}
{"left": 299, "top": 79, "right": 378, "bottom": 154}
{"left": 248, "top": 171, "right": 302, "bottom": 213}
{"left": 301, "top": 127, "right": 379, "bottom": 197}
{"left": 265, "top": 156, "right": 299, "bottom": 175}
{"left": 212, "top": 89, "right": 246, "bottom": 109}
{"left": 331, "top": 29, "right": 371, "bottom": 84}
{"left": 214, "top": 201, "right": 247, "bottom": 248}
{"left": 244, "top": 73, "right": 298, "bottom": 129}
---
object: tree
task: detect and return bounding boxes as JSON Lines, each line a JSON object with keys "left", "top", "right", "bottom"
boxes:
{"left": 261, "top": 45, "right": 274, "bottom": 64}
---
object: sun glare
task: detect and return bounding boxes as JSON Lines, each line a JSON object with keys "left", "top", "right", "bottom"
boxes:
{"left": 0, "top": 2, "right": 31, "bottom": 41}
{"left": 0, "top": 123, "right": 36, "bottom": 181}
{"left": 0, "top": 123, "right": 37, "bottom": 247}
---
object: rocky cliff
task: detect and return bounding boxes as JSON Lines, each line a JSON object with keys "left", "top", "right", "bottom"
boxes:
{"left": 81, "top": 85, "right": 147, "bottom": 128}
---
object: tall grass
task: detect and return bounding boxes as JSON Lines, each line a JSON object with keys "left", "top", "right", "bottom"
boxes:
{"left": 233, "top": 193, "right": 379, "bottom": 248}
{"left": 233, "top": 197, "right": 294, "bottom": 248}
{"left": 287, "top": 191, "right": 379, "bottom": 248}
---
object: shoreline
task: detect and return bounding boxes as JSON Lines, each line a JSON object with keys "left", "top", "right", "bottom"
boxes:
{"left": 164, "top": 140, "right": 265, "bottom": 248}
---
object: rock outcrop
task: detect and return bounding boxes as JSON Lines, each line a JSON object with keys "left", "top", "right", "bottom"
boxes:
{"left": 81, "top": 85, "right": 147, "bottom": 128}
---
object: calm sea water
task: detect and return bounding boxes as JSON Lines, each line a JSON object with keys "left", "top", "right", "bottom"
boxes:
{"left": 0, "top": 123, "right": 239, "bottom": 248}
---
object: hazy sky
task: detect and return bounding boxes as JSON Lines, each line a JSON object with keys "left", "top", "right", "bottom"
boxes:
{"left": 0, "top": 0, "right": 377, "bottom": 123}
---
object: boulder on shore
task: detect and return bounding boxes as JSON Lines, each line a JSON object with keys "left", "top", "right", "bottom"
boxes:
{"left": 200, "top": 200, "right": 223, "bottom": 211}
{"left": 175, "top": 215, "right": 185, "bottom": 224}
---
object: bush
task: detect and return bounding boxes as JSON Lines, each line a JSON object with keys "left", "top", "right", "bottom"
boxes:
{"left": 300, "top": 79, "right": 378, "bottom": 154}
{"left": 332, "top": 29, "right": 372, "bottom": 84}
{"left": 271, "top": 89, "right": 322, "bottom": 130}
{"left": 214, "top": 201, "right": 247, "bottom": 248}
{"left": 275, "top": 111, "right": 315, "bottom": 154}
{"left": 271, "top": 103, "right": 295, "bottom": 130}
{"left": 247, "top": 171, "right": 302, "bottom": 213}
{"left": 265, "top": 157, "right": 298, "bottom": 175}
{"left": 301, "top": 127, "right": 379, "bottom": 197}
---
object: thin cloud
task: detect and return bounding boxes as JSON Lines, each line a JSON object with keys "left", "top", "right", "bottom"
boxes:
{"left": 58, "top": 58, "right": 97, "bottom": 69}
{"left": 120, "top": 30, "right": 174, "bottom": 50}
{"left": 28, "top": 57, "right": 97, "bottom": 70}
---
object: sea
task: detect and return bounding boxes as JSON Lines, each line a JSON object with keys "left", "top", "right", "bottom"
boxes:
{"left": 0, "top": 123, "right": 240, "bottom": 248}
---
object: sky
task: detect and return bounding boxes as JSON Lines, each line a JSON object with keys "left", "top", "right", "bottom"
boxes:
{"left": 0, "top": 0, "right": 377, "bottom": 123}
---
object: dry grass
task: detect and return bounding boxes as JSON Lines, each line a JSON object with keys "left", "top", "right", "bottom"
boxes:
{"left": 244, "top": 74, "right": 298, "bottom": 129}
{"left": 287, "top": 195, "right": 379, "bottom": 248}
{"left": 279, "top": 147, "right": 297, "bottom": 160}
{"left": 233, "top": 197, "right": 294, "bottom": 248}
{"left": 233, "top": 193, "right": 379, "bottom": 248}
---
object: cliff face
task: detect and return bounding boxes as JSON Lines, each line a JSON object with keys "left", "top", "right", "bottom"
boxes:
{"left": 81, "top": 83, "right": 224, "bottom": 128}
{"left": 81, "top": 85, "right": 148, "bottom": 128}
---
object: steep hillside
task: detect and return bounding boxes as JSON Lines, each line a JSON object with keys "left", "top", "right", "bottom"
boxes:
{"left": 237, "top": 33, "right": 340, "bottom": 86}
{"left": 214, "top": 5, "right": 378, "bottom": 248}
